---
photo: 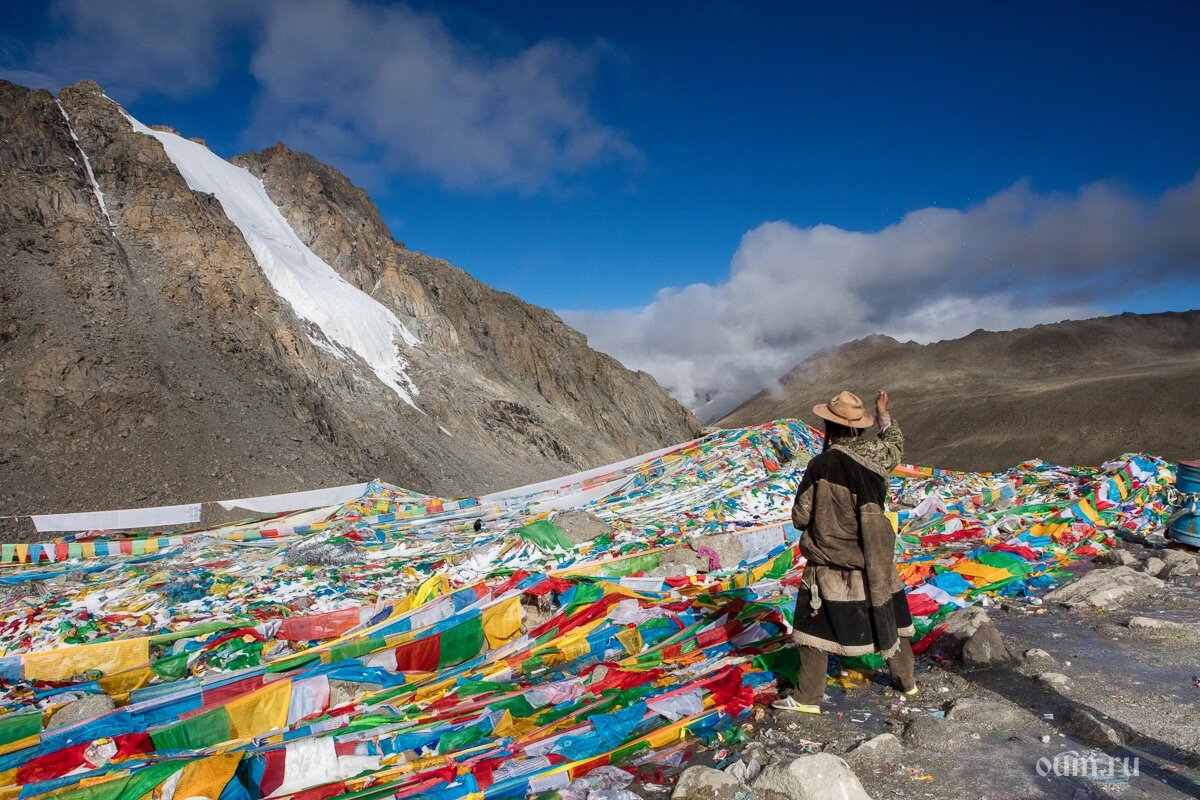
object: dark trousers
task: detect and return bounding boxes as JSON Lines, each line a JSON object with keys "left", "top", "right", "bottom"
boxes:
{"left": 793, "top": 638, "right": 916, "bottom": 704}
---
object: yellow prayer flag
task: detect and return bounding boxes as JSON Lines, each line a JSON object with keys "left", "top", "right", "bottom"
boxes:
{"left": 24, "top": 637, "right": 149, "bottom": 682}
{"left": 225, "top": 678, "right": 292, "bottom": 739}
{"left": 481, "top": 596, "right": 522, "bottom": 650}
{"left": 174, "top": 752, "right": 241, "bottom": 800}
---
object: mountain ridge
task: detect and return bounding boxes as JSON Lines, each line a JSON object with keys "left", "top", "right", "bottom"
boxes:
{"left": 718, "top": 309, "right": 1200, "bottom": 470}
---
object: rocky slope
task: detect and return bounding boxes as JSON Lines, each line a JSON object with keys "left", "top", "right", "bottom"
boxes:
{"left": 0, "top": 79, "right": 699, "bottom": 532}
{"left": 719, "top": 311, "right": 1200, "bottom": 470}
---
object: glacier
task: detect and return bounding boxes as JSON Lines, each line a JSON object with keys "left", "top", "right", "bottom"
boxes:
{"left": 123, "top": 112, "right": 421, "bottom": 408}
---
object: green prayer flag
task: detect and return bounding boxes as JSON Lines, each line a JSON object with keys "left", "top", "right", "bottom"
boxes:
{"left": 0, "top": 711, "right": 41, "bottom": 746}
{"left": 150, "top": 705, "right": 232, "bottom": 751}
{"left": 516, "top": 520, "right": 573, "bottom": 552}
{"left": 438, "top": 615, "right": 484, "bottom": 668}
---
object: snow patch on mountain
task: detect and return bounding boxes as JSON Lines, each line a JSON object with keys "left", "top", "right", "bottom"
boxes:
{"left": 57, "top": 100, "right": 112, "bottom": 226}
{"left": 124, "top": 112, "right": 421, "bottom": 407}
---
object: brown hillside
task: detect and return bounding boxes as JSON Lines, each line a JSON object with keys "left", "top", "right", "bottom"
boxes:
{"left": 718, "top": 311, "right": 1200, "bottom": 471}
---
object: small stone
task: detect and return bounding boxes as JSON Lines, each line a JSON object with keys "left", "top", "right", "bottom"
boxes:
{"left": 753, "top": 753, "right": 869, "bottom": 800}
{"left": 46, "top": 694, "right": 116, "bottom": 730}
{"left": 1023, "top": 648, "right": 1055, "bottom": 661}
{"left": 671, "top": 765, "right": 745, "bottom": 800}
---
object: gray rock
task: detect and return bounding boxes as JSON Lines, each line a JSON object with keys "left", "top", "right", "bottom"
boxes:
{"left": 944, "top": 606, "right": 991, "bottom": 639}
{"left": 752, "top": 753, "right": 869, "bottom": 800}
{"left": 1161, "top": 549, "right": 1199, "bottom": 566}
{"left": 947, "top": 696, "right": 1029, "bottom": 730}
{"left": 1063, "top": 708, "right": 1123, "bottom": 748}
{"left": 1022, "top": 647, "right": 1056, "bottom": 662}
{"left": 962, "top": 621, "right": 1011, "bottom": 666}
{"left": 1164, "top": 559, "right": 1200, "bottom": 578}
{"left": 692, "top": 533, "right": 745, "bottom": 571}
{"left": 554, "top": 510, "right": 614, "bottom": 546}
{"left": 847, "top": 732, "right": 902, "bottom": 764}
{"left": 1043, "top": 566, "right": 1164, "bottom": 609}
{"left": 671, "top": 766, "right": 745, "bottom": 800}
{"left": 46, "top": 694, "right": 115, "bottom": 730}
{"left": 902, "top": 716, "right": 963, "bottom": 749}
{"left": 284, "top": 533, "right": 360, "bottom": 566}
{"left": 1096, "top": 548, "right": 1139, "bottom": 568}
{"left": 328, "top": 679, "right": 382, "bottom": 708}
{"left": 654, "top": 545, "right": 711, "bottom": 576}
{"left": 724, "top": 742, "right": 768, "bottom": 783}
{"left": 1141, "top": 557, "right": 1167, "bottom": 577}
{"left": 1125, "top": 616, "right": 1199, "bottom": 633}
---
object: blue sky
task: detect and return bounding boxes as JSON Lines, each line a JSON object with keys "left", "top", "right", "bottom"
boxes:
{"left": 3, "top": 1, "right": 1199, "bottom": 413}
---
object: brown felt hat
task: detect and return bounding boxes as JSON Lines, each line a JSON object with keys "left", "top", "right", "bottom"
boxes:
{"left": 813, "top": 390, "right": 875, "bottom": 429}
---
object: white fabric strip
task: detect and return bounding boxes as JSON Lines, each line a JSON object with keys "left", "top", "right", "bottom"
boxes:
{"left": 217, "top": 482, "right": 370, "bottom": 513}
{"left": 31, "top": 503, "right": 203, "bottom": 532}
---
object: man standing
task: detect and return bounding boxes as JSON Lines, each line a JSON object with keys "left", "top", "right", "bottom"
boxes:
{"left": 773, "top": 389, "right": 917, "bottom": 713}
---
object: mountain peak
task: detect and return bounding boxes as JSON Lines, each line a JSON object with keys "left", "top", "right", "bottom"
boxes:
{"left": 0, "top": 78, "right": 700, "bottom": 525}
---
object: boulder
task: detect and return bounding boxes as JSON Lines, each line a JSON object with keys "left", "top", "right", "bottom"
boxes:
{"left": 752, "top": 753, "right": 870, "bottom": 800}
{"left": 46, "top": 694, "right": 115, "bottom": 730}
{"left": 961, "top": 621, "right": 1011, "bottom": 666}
{"left": 1042, "top": 566, "right": 1164, "bottom": 609}
{"left": 1022, "top": 648, "right": 1056, "bottom": 663}
{"left": 554, "top": 510, "right": 614, "bottom": 546}
{"left": 671, "top": 765, "right": 745, "bottom": 800}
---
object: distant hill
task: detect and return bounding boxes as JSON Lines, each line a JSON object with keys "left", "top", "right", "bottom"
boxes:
{"left": 718, "top": 311, "right": 1200, "bottom": 471}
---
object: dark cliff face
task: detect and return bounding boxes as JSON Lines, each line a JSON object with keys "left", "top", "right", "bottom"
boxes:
{"left": 0, "top": 79, "right": 700, "bottom": 527}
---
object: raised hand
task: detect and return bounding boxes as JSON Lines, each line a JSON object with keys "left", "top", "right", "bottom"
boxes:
{"left": 875, "top": 389, "right": 889, "bottom": 417}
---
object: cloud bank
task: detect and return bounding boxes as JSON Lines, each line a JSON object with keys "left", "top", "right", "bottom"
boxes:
{"left": 564, "top": 174, "right": 1200, "bottom": 419}
{"left": 2, "top": 0, "right": 633, "bottom": 192}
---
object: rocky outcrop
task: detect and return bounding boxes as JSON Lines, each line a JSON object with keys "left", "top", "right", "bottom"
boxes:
{"left": 0, "top": 79, "right": 700, "bottom": 534}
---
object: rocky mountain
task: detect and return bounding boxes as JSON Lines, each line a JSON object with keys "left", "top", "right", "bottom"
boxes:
{"left": 719, "top": 311, "right": 1200, "bottom": 471}
{"left": 0, "top": 79, "right": 700, "bottom": 532}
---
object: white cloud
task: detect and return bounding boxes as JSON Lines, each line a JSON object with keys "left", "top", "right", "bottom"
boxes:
{"left": 565, "top": 174, "right": 1200, "bottom": 419}
{"left": 2, "top": 0, "right": 634, "bottom": 192}
{"left": 5, "top": 0, "right": 251, "bottom": 99}
{"left": 249, "top": 0, "right": 635, "bottom": 192}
